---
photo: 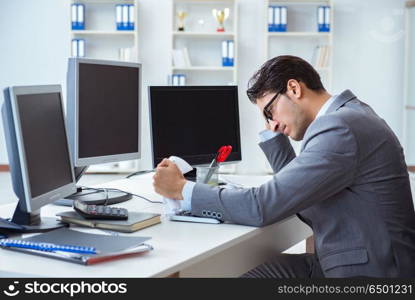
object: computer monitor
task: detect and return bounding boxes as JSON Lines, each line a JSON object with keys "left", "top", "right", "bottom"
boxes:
{"left": 63, "top": 58, "right": 141, "bottom": 205}
{"left": 149, "top": 86, "right": 242, "bottom": 171}
{"left": 2, "top": 85, "right": 77, "bottom": 231}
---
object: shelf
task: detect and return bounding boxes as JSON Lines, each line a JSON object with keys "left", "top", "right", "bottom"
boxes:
{"left": 71, "top": 0, "right": 134, "bottom": 3}
{"left": 172, "top": 66, "right": 235, "bottom": 71}
{"left": 173, "top": 31, "right": 235, "bottom": 38}
{"left": 71, "top": 30, "right": 135, "bottom": 36}
{"left": 268, "top": 32, "right": 331, "bottom": 37}
{"left": 270, "top": 1, "right": 330, "bottom": 4}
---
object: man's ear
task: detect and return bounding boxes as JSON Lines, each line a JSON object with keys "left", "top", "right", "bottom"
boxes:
{"left": 286, "top": 79, "right": 302, "bottom": 99}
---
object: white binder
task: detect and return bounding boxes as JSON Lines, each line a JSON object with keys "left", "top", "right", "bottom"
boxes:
{"left": 318, "top": 6, "right": 324, "bottom": 28}
{"left": 228, "top": 40, "right": 234, "bottom": 61}
{"left": 179, "top": 74, "right": 186, "bottom": 86}
{"left": 71, "top": 4, "right": 77, "bottom": 25}
{"left": 281, "top": 6, "right": 287, "bottom": 28}
{"left": 324, "top": 6, "right": 331, "bottom": 29}
{"left": 77, "top": 4, "right": 84, "bottom": 26}
{"left": 78, "top": 39, "right": 85, "bottom": 57}
{"left": 268, "top": 6, "right": 274, "bottom": 30}
{"left": 129, "top": 5, "right": 135, "bottom": 29}
{"left": 274, "top": 6, "right": 281, "bottom": 29}
{"left": 122, "top": 5, "right": 129, "bottom": 29}
{"left": 116, "top": 5, "right": 122, "bottom": 29}
{"left": 71, "top": 39, "right": 78, "bottom": 57}
{"left": 172, "top": 74, "right": 180, "bottom": 86}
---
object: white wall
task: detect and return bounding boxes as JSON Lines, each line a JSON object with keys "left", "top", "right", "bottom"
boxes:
{"left": 0, "top": 0, "right": 407, "bottom": 174}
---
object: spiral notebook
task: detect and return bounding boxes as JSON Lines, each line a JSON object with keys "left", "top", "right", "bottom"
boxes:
{"left": 0, "top": 228, "right": 153, "bottom": 265}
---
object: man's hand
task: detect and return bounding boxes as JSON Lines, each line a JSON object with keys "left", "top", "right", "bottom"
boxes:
{"left": 153, "top": 158, "right": 187, "bottom": 200}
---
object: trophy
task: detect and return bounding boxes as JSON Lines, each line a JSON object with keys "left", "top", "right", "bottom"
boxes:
{"left": 176, "top": 10, "right": 188, "bottom": 31}
{"left": 212, "top": 8, "right": 230, "bottom": 32}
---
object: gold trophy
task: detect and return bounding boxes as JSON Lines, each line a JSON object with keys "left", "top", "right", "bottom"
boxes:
{"left": 212, "top": 8, "right": 230, "bottom": 32}
{"left": 176, "top": 10, "right": 188, "bottom": 31}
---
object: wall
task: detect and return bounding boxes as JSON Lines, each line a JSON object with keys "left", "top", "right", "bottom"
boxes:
{"left": 0, "top": 0, "right": 407, "bottom": 174}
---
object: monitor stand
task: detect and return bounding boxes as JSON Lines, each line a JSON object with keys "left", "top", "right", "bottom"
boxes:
{"left": 0, "top": 202, "right": 68, "bottom": 234}
{"left": 54, "top": 166, "right": 132, "bottom": 207}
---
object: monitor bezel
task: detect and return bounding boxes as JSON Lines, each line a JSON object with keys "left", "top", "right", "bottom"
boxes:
{"left": 148, "top": 85, "right": 242, "bottom": 168}
{"left": 69, "top": 58, "right": 141, "bottom": 167}
{"left": 8, "top": 85, "right": 77, "bottom": 212}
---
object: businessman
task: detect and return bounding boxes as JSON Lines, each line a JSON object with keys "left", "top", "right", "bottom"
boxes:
{"left": 153, "top": 55, "right": 415, "bottom": 278}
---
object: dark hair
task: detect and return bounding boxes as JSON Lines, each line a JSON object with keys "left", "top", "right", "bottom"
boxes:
{"left": 246, "top": 55, "right": 325, "bottom": 103}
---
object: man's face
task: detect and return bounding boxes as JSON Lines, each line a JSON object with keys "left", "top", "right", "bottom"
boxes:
{"left": 256, "top": 91, "right": 311, "bottom": 141}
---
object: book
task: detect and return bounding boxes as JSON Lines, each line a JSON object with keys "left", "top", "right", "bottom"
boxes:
{"left": 57, "top": 211, "right": 161, "bottom": 233}
{"left": 0, "top": 227, "right": 153, "bottom": 265}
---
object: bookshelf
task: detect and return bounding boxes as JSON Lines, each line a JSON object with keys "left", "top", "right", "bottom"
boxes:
{"left": 404, "top": 1, "right": 415, "bottom": 168}
{"left": 170, "top": 0, "right": 238, "bottom": 85}
{"left": 263, "top": 0, "right": 334, "bottom": 172}
{"left": 70, "top": 0, "right": 139, "bottom": 62}
{"left": 69, "top": 0, "right": 139, "bottom": 173}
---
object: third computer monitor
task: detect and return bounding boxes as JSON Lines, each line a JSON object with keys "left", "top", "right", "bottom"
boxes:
{"left": 149, "top": 86, "right": 242, "bottom": 168}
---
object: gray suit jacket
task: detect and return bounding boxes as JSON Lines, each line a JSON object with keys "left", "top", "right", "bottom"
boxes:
{"left": 191, "top": 90, "right": 415, "bottom": 277}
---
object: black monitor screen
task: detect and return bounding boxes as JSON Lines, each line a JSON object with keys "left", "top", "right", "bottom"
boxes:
{"left": 78, "top": 63, "right": 139, "bottom": 158}
{"left": 17, "top": 93, "right": 73, "bottom": 198}
{"left": 149, "top": 86, "right": 242, "bottom": 167}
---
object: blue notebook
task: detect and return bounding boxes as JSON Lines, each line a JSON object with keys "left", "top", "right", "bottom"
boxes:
{"left": 0, "top": 228, "right": 152, "bottom": 265}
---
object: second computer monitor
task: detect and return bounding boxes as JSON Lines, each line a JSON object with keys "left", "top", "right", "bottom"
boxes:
{"left": 67, "top": 58, "right": 141, "bottom": 167}
{"left": 149, "top": 86, "right": 242, "bottom": 168}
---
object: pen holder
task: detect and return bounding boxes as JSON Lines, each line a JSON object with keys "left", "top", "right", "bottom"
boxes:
{"left": 197, "top": 166, "right": 219, "bottom": 186}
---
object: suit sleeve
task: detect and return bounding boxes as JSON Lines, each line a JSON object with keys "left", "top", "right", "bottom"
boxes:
{"left": 259, "top": 133, "right": 296, "bottom": 173}
{"left": 190, "top": 115, "right": 358, "bottom": 226}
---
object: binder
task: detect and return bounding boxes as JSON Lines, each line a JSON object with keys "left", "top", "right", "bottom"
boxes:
{"left": 280, "top": 6, "right": 287, "bottom": 32}
{"left": 77, "top": 4, "right": 85, "bottom": 30}
{"left": 317, "top": 6, "right": 324, "bottom": 32}
{"left": 178, "top": 74, "right": 186, "bottom": 86}
{"left": 222, "top": 40, "right": 229, "bottom": 66}
{"left": 227, "top": 40, "right": 234, "bottom": 67}
{"left": 128, "top": 4, "right": 135, "bottom": 30}
{"left": 172, "top": 74, "right": 180, "bottom": 86}
{"left": 324, "top": 6, "right": 331, "bottom": 32}
{"left": 71, "top": 39, "right": 78, "bottom": 57}
{"left": 71, "top": 4, "right": 78, "bottom": 30}
{"left": 78, "top": 39, "right": 85, "bottom": 57}
{"left": 274, "top": 6, "right": 280, "bottom": 32}
{"left": 116, "top": 4, "right": 123, "bottom": 30}
{"left": 122, "top": 4, "right": 129, "bottom": 30}
{"left": 268, "top": 6, "right": 274, "bottom": 32}
{"left": 0, "top": 228, "right": 153, "bottom": 265}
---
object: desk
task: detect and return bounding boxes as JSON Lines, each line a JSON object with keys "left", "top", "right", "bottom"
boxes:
{"left": 0, "top": 174, "right": 312, "bottom": 277}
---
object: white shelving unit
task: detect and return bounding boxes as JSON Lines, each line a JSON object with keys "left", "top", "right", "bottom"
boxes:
{"left": 69, "top": 0, "right": 140, "bottom": 173}
{"left": 70, "top": 0, "right": 139, "bottom": 62}
{"left": 404, "top": 1, "right": 415, "bottom": 168}
{"left": 264, "top": 0, "right": 333, "bottom": 90}
{"left": 263, "top": 0, "right": 334, "bottom": 173}
{"left": 171, "top": 0, "right": 238, "bottom": 85}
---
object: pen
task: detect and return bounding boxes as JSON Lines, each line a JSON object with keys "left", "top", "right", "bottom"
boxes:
{"left": 203, "top": 145, "right": 232, "bottom": 184}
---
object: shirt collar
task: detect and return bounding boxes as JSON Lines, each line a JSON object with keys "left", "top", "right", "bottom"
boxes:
{"left": 315, "top": 94, "right": 337, "bottom": 119}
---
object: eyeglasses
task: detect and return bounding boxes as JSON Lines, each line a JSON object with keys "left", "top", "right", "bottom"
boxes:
{"left": 263, "top": 92, "right": 281, "bottom": 123}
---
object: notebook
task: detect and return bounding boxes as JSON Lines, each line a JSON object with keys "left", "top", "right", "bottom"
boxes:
{"left": 57, "top": 211, "right": 161, "bottom": 233}
{"left": 0, "top": 227, "right": 152, "bottom": 265}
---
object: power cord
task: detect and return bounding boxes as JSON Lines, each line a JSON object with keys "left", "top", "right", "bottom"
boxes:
{"left": 125, "top": 169, "right": 155, "bottom": 179}
{"left": 80, "top": 186, "right": 163, "bottom": 204}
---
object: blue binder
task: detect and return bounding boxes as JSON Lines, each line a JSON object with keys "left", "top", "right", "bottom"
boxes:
{"left": 318, "top": 6, "right": 330, "bottom": 32}
{"left": 128, "top": 4, "right": 135, "bottom": 30}
{"left": 116, "top": 4, "right": 123, "bottom": 30}
{"left": 71, "top": 4, "right": 85, "bottom": 30}
{"left": 227, "top": 40, "right": 234, "bottom": 67}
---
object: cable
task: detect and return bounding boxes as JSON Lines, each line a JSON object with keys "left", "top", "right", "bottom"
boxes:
{"left": 79, "top": 186, "right": 163, "bottom": 204}
{"left": 125, "top": 169, "right": 155, "bottom": 179}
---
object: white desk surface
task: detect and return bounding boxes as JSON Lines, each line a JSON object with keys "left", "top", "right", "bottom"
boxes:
{"left": 0, "top": 174, "right": 311, "bottom": 278}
